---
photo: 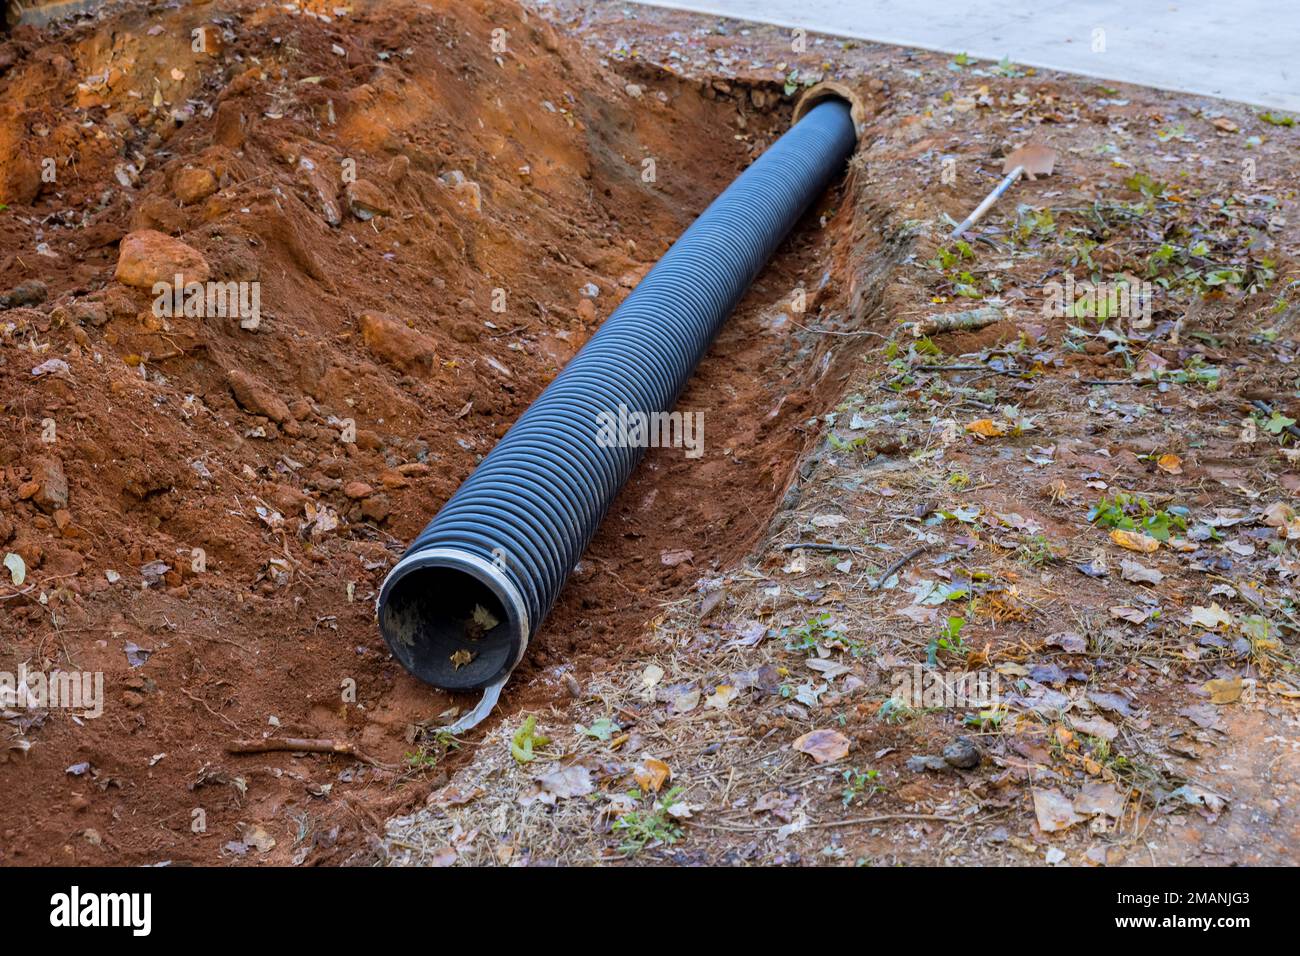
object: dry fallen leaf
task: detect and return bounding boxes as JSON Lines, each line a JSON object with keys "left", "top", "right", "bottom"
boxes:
{"left": 1120, "top": 559, "right": 1163, "bottom": 584}
{"left": 1189, "top": 603, "right": 1233, "bottom": 629}
{"left": 1156, "top": 453, "right": 1183, "bottom": 474}
{"left": 792, "top": 729, "right": 850, "bottom": 764}
{"left": 536, "top": 764, "right": 594, "bottom": 800}
{"left": 705, "top": 684, "right": 739, "bottom": 710}
{"left": 965, "top": 418, "right": 1006, "bottom": 438}
{"left": 1110, "top": 528, "right": 1160, "bottom": 553}
{"left": 1202, "top": 676, "right": 1243, "bottom": 704}
{"left": 427, "top": 783, "right": 485, "bottom": 809}
{"left": 633, "top": 756, "right": 671, "bottom": 792}
{"left": 1074, "top": 782, "right": 1126, "bottom": 819}
{"left": 1032, "top": 787, "right": 1084, "bottom": 832}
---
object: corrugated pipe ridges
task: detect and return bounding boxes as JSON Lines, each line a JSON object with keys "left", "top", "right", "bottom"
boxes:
{"left": 378, "top": 98, "right": 858, "bottom": 699}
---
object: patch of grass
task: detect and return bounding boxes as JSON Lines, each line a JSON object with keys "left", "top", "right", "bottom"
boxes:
{"left": 613, "top": 787, "right": 686, "bottom": 856}
{"left": 783, "top": 613, "right": 840, "bottom": 653}
{"left": 1088, "top": 492, "right": 1188, "bottom": 541}
{"left": 876, "top": 697, "right": 918, "bottom": 724}
{"left": 1016, "top": 533, "right": 1059, "bottom": 567}
{"left": 402, "top": 730, "right": 458, "bottom": 775}
{"left": 926, "top": 614, "right": 969, "bottom": 665}
{"left": 841, "top": 767, "right": 884, "bottom": 806}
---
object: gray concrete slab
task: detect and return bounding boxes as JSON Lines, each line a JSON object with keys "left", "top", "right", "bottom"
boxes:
{"left": 625, "top": 0, "right": 1299, "bottom": 111}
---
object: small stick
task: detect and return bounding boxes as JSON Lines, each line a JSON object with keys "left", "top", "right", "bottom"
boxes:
{"left": 227, "top": 737, "right": 394, "bottom": 769}
{"left": 780, "top": 541, "right": 865, "bottom": 555}
{"left": 907, "top": 307, "right": 1002, "bottom": 338}
{"left": 229, "top": 737, "right": 358, "bottom": 756}
{"left": 871, "top": 544, "right": 932, "bottom": 590}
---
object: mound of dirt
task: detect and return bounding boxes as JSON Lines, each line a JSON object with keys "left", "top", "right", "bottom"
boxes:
{"left": 0, "top": 0, "right": 832, "bottom": 864}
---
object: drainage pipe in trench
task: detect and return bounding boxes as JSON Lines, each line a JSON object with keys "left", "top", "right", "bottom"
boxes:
{"left": 378, "top": 94, "right": 860, "bottom": 729}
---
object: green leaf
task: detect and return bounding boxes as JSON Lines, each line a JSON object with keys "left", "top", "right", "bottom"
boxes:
{"left": 510, "top": 715, "right": 550, "bottom": 763}
{"left": 577, "top": 717, "right": 620, "bottom": 741}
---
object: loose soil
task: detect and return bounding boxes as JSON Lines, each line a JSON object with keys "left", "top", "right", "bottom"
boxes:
{"left": 0, "top": 0, "right": 868, "bottom": 864}
{"left": 3, "top": 0, "right": 1298, "bottom": 868}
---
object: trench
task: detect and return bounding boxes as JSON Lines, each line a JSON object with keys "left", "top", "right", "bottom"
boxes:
{"left": 430, "top": 140, "right": 901, "bottom": 732}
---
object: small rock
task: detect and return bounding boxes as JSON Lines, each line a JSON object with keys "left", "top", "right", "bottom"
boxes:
{"left": 387, "top": 154, "right": 411, "bottom": 185}
{"left": 942, "top": 736, "right": 981, "bottom": 769}
{"left": 438, "top": 170, "right": 481, "bottom": 212}
{"left": 69, "top": 300, "right": 108, "bottom": 327}
{"left": 173, "top": 166, "right": 218, "bottom": 204}
{"left": 342, "top": 481, "right": 374, "bottom": 500}
{"left": 344, "top": 179, "right": 391, "bottom": 220}
{"left": 0, "top": 278, "right": 48, "bottom": 309}
{"left": 26, "top": 457, "right": 68, "bottom": 514}
{"left": 0, "top": 153, "right": 41, "bottom": 206}
{"left": 114, "top": 230, "right": 211, "bottom": 289}
{"left": 360, "top": 495, "right": 390, "bottom": 523}
{"left": 576, "top": 298, "right": 597, "bottom": 323}
{"left": 906, "top": 755, "right": 950, "bottom": 773}
{"left": 358, "top": 311, "right": 435, "bottom": 374}
{"left": 226, "top": 368, "right": 291, "bottom": 424}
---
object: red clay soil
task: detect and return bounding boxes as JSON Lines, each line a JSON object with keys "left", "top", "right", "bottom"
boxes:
{"left": 0, "top": 0, "right": 859, "bottom": 863}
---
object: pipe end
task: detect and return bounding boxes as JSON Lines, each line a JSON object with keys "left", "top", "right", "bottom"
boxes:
{"left": 793, "top": 81, "right": 870, "bottom": 137}
{"left": 377, "top": 548, "right": 529, "bottom": 691}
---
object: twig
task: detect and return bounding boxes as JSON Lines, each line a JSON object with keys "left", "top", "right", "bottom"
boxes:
{"left": 780, "top": 541, "right": 865, "bottom": 555}
{"left": 180, "top": 687, "right": 249, "bottom": 736}
{"left": 227, "top": 737, "right": 395, "bottom": 770}
{"left": 907, "top": 307, "right": 1002, "bottom": 338}
{"left": 871, "top": 544, "right": 932, "bottom": 590}
{"left": 699, "top": 812, "right": 959, "bottom": 833}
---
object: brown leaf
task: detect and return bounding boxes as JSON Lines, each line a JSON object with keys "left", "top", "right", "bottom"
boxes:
{"left": 1202, "top": 676, "right": 1243, "bottom": 705}
{"left": 633, "top": 756, "right": 671, "bottom": 792}
{"left": 792, "top": 729, "right": 850, "bottom": 764}
{"left": 1110, "top": 529, "right": 1159, "bottom": 553}
{"left": 1032, "top": 788, "right": 1084, "bottom": 832}
{"left": 965, "top": 418, "right": 1006, "bottom": 438}
{"left": 1156, "top": 453, "right": 1183, "bottom": 474}
{"left": 1074, "top": 782, "right": 1126, "bottom": 818}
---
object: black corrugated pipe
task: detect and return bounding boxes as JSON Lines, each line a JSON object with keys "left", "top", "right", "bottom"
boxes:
{"left": 378, "top": 98, "right": 858, "bottom": 716}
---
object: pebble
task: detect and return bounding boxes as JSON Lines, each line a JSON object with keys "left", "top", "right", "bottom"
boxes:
{"left": 942, "top": 736, "right": 981, "bottom": 769}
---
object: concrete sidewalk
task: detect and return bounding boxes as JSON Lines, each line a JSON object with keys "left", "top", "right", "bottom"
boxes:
{"left": 628, "top": 0, "right": 1299, "bottom": 112}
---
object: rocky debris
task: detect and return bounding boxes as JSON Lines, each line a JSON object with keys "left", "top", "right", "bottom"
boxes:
{"left": 0, "top": 153, "right": 41, "bottom": 206}
{"left": 358, "top": 311, "right": 435, "bottom": 374}
{"left": 344, "top": 179, "right": 391, "bottom": 220}
{"left": 387, "top": 154, "right": 410, "bottom": 185}
{"left": 296, "top": 156, "right": 342, "bottom": 227}
{"left": 906, "top": 755, "right": 950, "bottom": 773}
{"left": 942, "top": 736, "right": 981, "bottom": 769}
{"left": 226, "top": 368, "right": 291, "bottom": 424}
{"left": 360, "top": 495, "right": 390, "bottom": 523}
{"left": 173, "top": 166, "right": 218, "bottom": 204}
{"left": 0, "top": 279, "right": 48, "bottom": 309}
{"left": 17, "top": 457, "right": 68, "bottom": 514}
{"left": 113, "top": 230, "right": 210, "bottom": 288}
{"left": 439, "top": 170, "right": 481, "bottom": 212}
{"left": 342, "top": 481, "right": 374, "bottom": 500}
{"left": 70, "top": 299, "right": 108, "bottom": 327}
{"left": 576, "top": 298, "right": 597, "bottom": 323}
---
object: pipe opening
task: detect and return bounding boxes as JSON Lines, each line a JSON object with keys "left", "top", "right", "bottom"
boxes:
{"left": 378, "top": 553, "right": 526, "bottom": 691}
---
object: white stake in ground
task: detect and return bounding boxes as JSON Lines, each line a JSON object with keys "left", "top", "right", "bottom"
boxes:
{"left": 949, "top": 144, "right": 1057, "bottom": 240}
